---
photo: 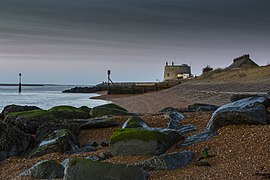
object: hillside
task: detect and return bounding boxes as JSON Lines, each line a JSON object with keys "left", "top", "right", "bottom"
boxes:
{"left": 96, "top": 66, "right": 270, "bottom": 114}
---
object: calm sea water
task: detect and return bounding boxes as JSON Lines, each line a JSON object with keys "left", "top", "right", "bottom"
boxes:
{"left": 0, "top": 85, "right": 110, "bottom": 111}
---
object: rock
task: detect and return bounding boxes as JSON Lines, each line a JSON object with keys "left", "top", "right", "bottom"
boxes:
{"left": 122, "top": 116, "right": 149, "bottom": 129}
{"left": 79, "top": 106, "right": 91, "bottom": 113}
{"left": 85, "top": 155, "right": 100, "bottom": 161}
{"left": 159, "top": 107, "right": 179, "bottom": 113}
{"left": 90, "top": 103, "right": 134, "bottom": 117}
{"left": 166, "top": 111, "right": 185, "bottom": 130}
{"left": 0, "top": 121, "right": 34, "bottom": 161}
{"left": 135, "top": 151, "right": 194, "bottom": 170}
{"left": 109, "top": 128, "right": 184, "bottom": 156}
{"left": 1, "top": 104, "right": 41, "bottom": 117}
{"left": 206, "top": 97, "right": 270, "bottom": 131}
{"left": 62, "top": 86, "right": 106, "bottom": 93}
{"left": 179, "top": 130, "right": 216, "bottom": 147}
{"left": 65, "top": 145, "right": 96, "bottom": 155}
{"left": 63, "top": 158, "right": 148, "bottom": 180}
{"left": 20, "top": 160, "right": 64, "bottom": 179}
{"left": 35, "top": 121, "right": 81, "bottom": 144}
{"left": 98, "top": 151, "right": 113, "bottom": 161}
{"left": 188, "top": 103, "right": 219, "bottom": 112}
{"left": 29, "top": 129, "right": 79, "bottom": 158}
{"left": 80, "top": 116, "right": 119, "bottom": 129}
{"left": 48, "top": 105, "right": 90, "bottom": 119}
{"left": 177, "top": 124, "right": 197, "bottom": 135}
{"left": 100, "top": 140, "right": 109, "bottom": 147}
{"left": 195, "top": 160, "right": 211, "bottom": 166}
{"left": 4, "top": 109, "right": 54, "bottom": 134}
{"left": 230, "top": 94, "right": 263, "bottom": 102}
{"left": 85, "top": 141, "right": 99, "bottom": 147}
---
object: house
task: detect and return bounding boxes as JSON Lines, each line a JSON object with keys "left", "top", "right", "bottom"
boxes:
{"left": 227, "top": 54, "right": 259, "bottom": 70}
{"left": 163, "top": 62, "right": 191, "bottom": 81}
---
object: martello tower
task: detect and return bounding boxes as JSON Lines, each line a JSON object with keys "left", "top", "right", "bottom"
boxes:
{"left": 163, "top": 62, "right": 191, "bottom": 81}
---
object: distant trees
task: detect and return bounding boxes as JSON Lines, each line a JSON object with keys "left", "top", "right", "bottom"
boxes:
{"left": 202, "top": 65, "right": 213, "bottom": 74}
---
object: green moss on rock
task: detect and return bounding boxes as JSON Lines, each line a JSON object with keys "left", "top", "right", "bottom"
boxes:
{"left": 49, "top": 106, "right": 85, "bottom": 113}
{"left": 110, "top": 128, "right": 168, "bottom": 144}
{"left": 122, "top": 116, "right": 149, "bottom": 129}
{"left": 8, "top": 109, "right": 53, "bottom": 119}
{"left": 90, "top": 103, "right": 132, "bottom": 117}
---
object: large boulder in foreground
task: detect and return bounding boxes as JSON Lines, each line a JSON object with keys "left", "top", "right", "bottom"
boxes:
{"left": 90, "top": 103, "right": 133, "bottom": 117}
{"left": 20, "top": 160, "right": 64, "bottom": 179}
{"left": 135, "top": 151, "right": 194, "bottom": 170}
{"left": 29, "top": 129, "right": 79, "bottom": 158}
{"left": 1, "top": 104, "right": 41, "bottom": 117}
{"left": 122, "top": 116, "right": 149, "bottom": 129}
{"left": 63, "top": 158, "right": 148, "bottom": 180}
{"left": 109, "top": 128, "right": 184, "bottom": 156}
{"left": 0, "top": 121, "right": 34, "bottom": 161}
{"left": 207, "top": 97, "right": 270, "bottom": 131}
{"left": 48, "top": 105, "right": 90, "bottom": 119}
{"left": 4, "top": 109, "right": 54, "bottom": 134}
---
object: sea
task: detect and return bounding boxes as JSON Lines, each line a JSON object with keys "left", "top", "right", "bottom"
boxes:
{"left": 0, "top": 85, "right": 111, "bottom": 111}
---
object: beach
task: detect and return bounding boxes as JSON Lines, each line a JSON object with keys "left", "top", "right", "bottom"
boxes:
{"left": 2, "top": 67, "right": 270, "bottom": 179}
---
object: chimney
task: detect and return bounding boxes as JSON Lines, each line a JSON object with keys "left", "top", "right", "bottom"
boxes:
{"left": 172, "top": 62, "right": 174, "bottom": 66}
{"left": 166, "top": 62, "right": 168, "bottom": 66}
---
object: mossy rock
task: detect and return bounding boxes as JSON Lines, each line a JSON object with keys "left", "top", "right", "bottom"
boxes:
{"left": 4, "top": 110, "right": 54, "bottom": 134}
{"left": 63, "top": 158, "right": 148, "bottom": 180}
{"left": 29, "top": 129, "right": 79, "bottom": 158}
{"left": 20, "top": 160, "right": 64, "bottom": 179}
{"left": 1, "top": 104, "right": 41, "bottom": 117}
{"left": 109, "top": 128, "right": 183, "bottom": 156}
{"left": 122, "top": 116, "right": 149, "bottom": 129}
{"left": 49, "top": 105, "right": 90, "bottom": 119}
{"left": 0, "top": 121, "right": 34, "bottom": 161}
{"left": 90, "top": 103, "right": 132, "bottom": 117}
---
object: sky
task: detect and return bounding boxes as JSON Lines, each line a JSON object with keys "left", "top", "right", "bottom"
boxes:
{"left": 0, "top": 0, "right": 270, "bottom": 85}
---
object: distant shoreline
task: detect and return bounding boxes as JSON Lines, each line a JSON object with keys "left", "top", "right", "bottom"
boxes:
{"left": 0, "top": 84, "right": 63, "bottom": 87}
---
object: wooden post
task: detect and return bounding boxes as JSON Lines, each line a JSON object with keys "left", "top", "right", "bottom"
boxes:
{"left": 107, "top": 70, "right": 110, "bottom": 95}
{"left": 18, "top": 73, "right": 22, "bottom": 94}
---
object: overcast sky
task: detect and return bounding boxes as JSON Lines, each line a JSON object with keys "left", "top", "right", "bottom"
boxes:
{"left": 0, "top": 0, "right": 270, "bottom": 84}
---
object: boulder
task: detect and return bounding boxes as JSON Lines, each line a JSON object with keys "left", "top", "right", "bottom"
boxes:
{"left": 90, "top": 103, "right": 134, "bottom": 117}
{"left": 63, "top": 158, "right": 148, "bottom": 180}
{"left": 188, "top": 103, "right": 219, "bottom": 112}
{"left": 135, "top": 151, "right": 194, "bottom": 170}
{"left": 166, "top": 111, "right": 185, "bottom": 130}
{"left": 35, "top": 121, "right": 81, "bottom": 144}
{"left": 122, "top": 116, "right": 149, "bottom": 129}
{"left": 159, "top": 107, "right": 179, "bottom": 113}
{"left": 177, "top": 124, "right": 197, "bottom": 135}
{"left": 48, "top": 105, "right": 90, "bottom": 119}
{"left": 179, "top": 130, "right": 216, "bottom": 147}
{"left": 29, "top": 129, "right": 79, "bottom": 158}
{"left": 1, "top": 104, "right": 41, "bottom": 117}
{"left": 230, "top": 94, "right": 263, "bottom": 102}
{"left": 109, "top": 128, "right": 184, "bottom": 156}
{"left": 0, "top": 121, "right": 34, "bottom": 161}
{"left": 20, "top": 160, "right": 64, "bottom": 179}
{"left": 65, "top": 145, "right": 96, "bottom": 155}
{"left": 80, "top": 116, "right": 119, "bottom": 129}
{"left": 207, "top": 97, "right": 270, "bottom": 131}
{"left": 4, "top": 109, "right": 54, "bottom": 134}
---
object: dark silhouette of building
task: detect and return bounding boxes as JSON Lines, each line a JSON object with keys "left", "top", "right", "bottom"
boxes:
{"left": 227, "top": 54, "right": 259, "bottom": 70}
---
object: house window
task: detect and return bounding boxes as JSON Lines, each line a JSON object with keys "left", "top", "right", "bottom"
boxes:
{"left": 167, "top": 73, "right": 170, "bottom": 76}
